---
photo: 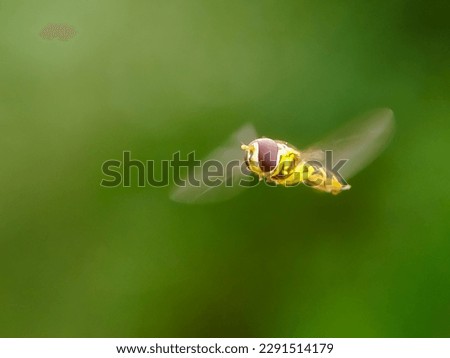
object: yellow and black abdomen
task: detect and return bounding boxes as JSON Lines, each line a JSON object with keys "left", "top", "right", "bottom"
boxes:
{"left": 296, "top": 161, "right": 350, "bottom": 194}
{"left": 272, "top": 158, "right": 350, "bottom": 195}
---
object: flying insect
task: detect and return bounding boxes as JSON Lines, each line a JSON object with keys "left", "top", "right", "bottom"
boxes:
{"left": 171, "top": 108, "right": 394, "bottom": 203}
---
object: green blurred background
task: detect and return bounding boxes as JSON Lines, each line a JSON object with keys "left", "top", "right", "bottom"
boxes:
{"left": 0, "top": 0, "right": 449, "bottom": 337}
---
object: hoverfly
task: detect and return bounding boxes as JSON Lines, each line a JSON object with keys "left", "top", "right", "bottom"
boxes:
{"left": 171, "top": 108, "right": 394, "bottom": 203}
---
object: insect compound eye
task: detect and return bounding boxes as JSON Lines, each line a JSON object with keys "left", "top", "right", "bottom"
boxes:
{"left": 257, "top": 138, "right": 279, "bottom": 172}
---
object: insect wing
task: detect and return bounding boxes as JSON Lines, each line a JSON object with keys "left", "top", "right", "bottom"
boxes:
{"left": 301, "top": 108, "right": 395, "bottom": 180}
{"left": 170, "top": 123, "right": 258, "bottom": 203}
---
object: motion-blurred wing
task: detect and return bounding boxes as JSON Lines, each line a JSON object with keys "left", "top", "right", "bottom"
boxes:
{"left": 301, "top": 108, "right": 395, "bottom": 179}
{"left": 170, "top": 123, "right": 258, "bottom": 204}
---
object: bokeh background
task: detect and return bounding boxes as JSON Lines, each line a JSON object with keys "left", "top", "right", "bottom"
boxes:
{"left": 0, "top": 0, "right": 449, "bottom": 337}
